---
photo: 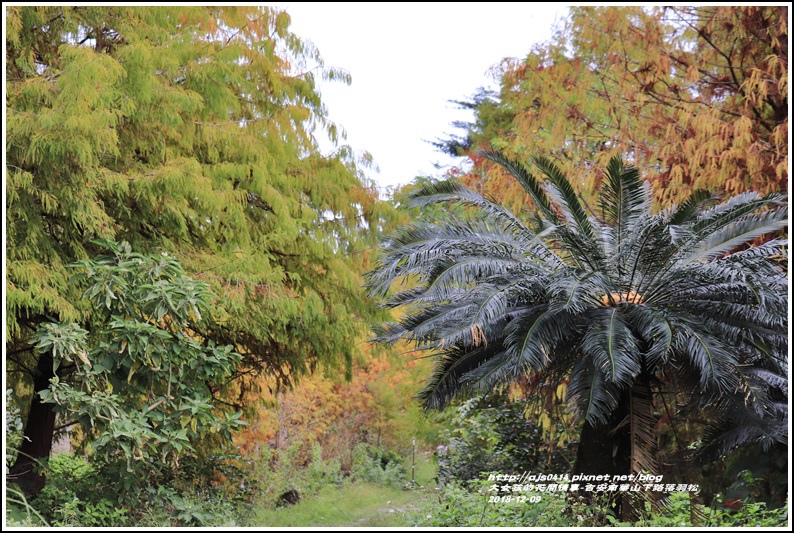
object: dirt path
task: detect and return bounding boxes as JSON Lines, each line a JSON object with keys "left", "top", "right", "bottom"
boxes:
{"left": 353, "top": 489, "right": 435, "bottom": 527}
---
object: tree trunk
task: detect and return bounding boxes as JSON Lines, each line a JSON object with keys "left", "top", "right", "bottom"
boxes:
{"left": 9, "top": 353, "right": 57, "bottom": 496}
{"left": 574, "top": 389, "right": 632, "bottom": 478}
{"left": 573, "top": 374, "right": 656, "bottom": 522}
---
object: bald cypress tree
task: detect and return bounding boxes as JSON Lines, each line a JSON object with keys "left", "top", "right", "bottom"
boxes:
{"left": 6, "top": 6, "right": 394, "bottom": 490}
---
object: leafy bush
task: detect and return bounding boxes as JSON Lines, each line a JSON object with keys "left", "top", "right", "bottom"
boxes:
{"left": 407, "top": 479, "right": 573, "bottom": 527}
{"left": 5, "top": 389, "right": 25, "bottom": 470}
{"left": 253, "top": 440, "right": 345, "bottom": 509}
{"left": 351, "top": 444, "right": 407, "bottom": 488}
{"left": 711, "top": 500, "right": 789, "bottom": 527}
{"left": 134, "top": 485, "right": 244, "bottom": 527}
{"left": 605, "top": 491, "right": 789, "bottom": 527}
{"left": 436, "top": 394, "right": 576, "bottom": 485}
{"left": 33, "top": 241, "right": 246, "bottom": 496}
{"left": 407, "top": 478, "right": 789, "bottom": 528}
{"left": 25, "top": 451, "right": 255, "bottom": 527}
{"left": 15, "top": 243, "right": 254, "bottom": 527}
{"left": 31, "top": 453, "right": 127, "bottom": 527}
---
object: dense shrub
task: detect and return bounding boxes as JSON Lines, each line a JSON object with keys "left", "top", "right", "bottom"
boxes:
{"left": 436, "top": 394, "right": 576, "bottom": 485}
{"left": 6, "top": 389, "right": 47, "bottom": 527}
{"left": 252, "top": 440, "right": 344, "bottom": 508}
{"left": 20, "top": 452, "right": 253, "bottom": 527}
{"left": 351, "top": 444, "right": 408, "bottom": 488}
{"left": 406, "top": 479, "right": 789, "bottom": 527}
{"left": 30, "top": 453, "right": 127, "bottom": 527}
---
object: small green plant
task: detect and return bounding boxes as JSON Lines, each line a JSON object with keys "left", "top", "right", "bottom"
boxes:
{"left": 31, "top": 453, "right": 128, "bottom": 527}
{"left": 406, "top": 478, "right": 574, "bottom": 527}
{"left": 253, "top": 440, "right": 345, "bottom": 509}
{"left": 51, "top": 496, "right": 128, "bottom": 527}
{"left": 352, "top": 444, "right": 407, "bottom": 488}
{"left": 5, "top": 389, "right": 25, "bottom": 470}
{"left": 138, "top": 485, "right": 244, "bottom": 527}
{"left": 5, "top": 485, "right": 49, "bottom": 527}
{"left": 5, "top": 389, "right": 48, "bottom": 527}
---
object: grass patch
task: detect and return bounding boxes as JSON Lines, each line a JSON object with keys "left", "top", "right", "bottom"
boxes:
{"left": 250, "top": 448, "right": 440, "bottom": 527}
{"left": 252, "top": 482, "right": 435, "bottom": 527}
{"left": 403, "top": 450, "right": 437, "bottom": 487}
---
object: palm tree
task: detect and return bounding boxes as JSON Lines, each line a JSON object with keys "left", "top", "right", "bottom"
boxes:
{"left": 367, "top": 150, "right": 787, "bottom": 503}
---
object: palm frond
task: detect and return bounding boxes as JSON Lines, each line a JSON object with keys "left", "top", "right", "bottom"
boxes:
{"left": 460, "top": 349, "right": 523, "bottom": 392}
{"left": 692, "top": 191, "right": 786, "bottom": 233}
{"left": 680, "top": 207, "right": 788, "bottom": 264}
{"left": 670, "top": 322, "right": 740, "bottom": 392}
{"left": 698, "top": 418, "right": 787, "bottom": 461}
{"left": 546, "top": 270, "right": 614, "bottom": 314}
{"left": 475, "top": 148, "right": 558, "bottom": 223}
{"left": 637, "top": 192, "right": 786, "bottom": 295}
{"left": 417, "top": 342, "right": 507, "bottom": 410}
{"left": 366, "top": 217, "right": 563, "bottom": 297}
{"left": 581, "top": 308, "right": 641, "bottom": 386}
{"left": 406, "top": 178, "right": 537, "bottom": 240}
{"left": 621, "top": 214, "right": 675, "bottom": 290}
{"left": 599, "top": 156, "right": 650, "bottom": 235}
{"left": 397, "top": 301, "right": 479, "bottom": 346}
{"left": 668, "top": 189, "right": 715, "bottom": 225}
{"left": 696, "top": 374, "right": 788, "bottom": 461}
{"left": 531, "top": 155, "right": 597, "bottom": 241}
{"left": 422, "top": 257, "right": 524, "bottom": 295}
{"left": 566, "top": 357, "right": 622, "bottom": 425}
{"left": 624, "top": 305, "right": 673, "bottom": 369}
{"left": 503, "top": 307, "right": 574, "bottom": 374}
{"left": 550, "top": 225, "right": 606, "bottom": 272}
{"left": 744, "top": 368, "right": 788, "bottom": 391}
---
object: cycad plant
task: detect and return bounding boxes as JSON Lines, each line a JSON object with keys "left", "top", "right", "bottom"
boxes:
{"left": 367, "top": 150, "right": 787, "bottom": 493}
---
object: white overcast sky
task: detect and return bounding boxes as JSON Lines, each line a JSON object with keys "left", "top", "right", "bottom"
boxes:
{"left": 270, "top": 2, "right": 567, "bottom": 193}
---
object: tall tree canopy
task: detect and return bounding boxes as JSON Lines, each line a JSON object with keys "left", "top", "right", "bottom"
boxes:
{"left": 444, "top": 6, "right": 787, "bottom": 207}
{"left": 6, "top": 5, "right": 395, "bottom": 482}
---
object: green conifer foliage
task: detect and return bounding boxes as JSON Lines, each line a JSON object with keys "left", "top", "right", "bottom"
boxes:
{"left": 6, "top": 6, "right": 396, "bottom": 486}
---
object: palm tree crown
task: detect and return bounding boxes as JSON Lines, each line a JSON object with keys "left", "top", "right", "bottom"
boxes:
{"left": 367, "top": 150, "right": 787, "bottom": 454}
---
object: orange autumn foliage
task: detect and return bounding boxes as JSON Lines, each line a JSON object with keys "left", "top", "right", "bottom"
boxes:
{"left": 234, "top": 340, "right": 433, "bottom": 468}
{"left": 459, "top": 6, "right": 787, "bottom": 210}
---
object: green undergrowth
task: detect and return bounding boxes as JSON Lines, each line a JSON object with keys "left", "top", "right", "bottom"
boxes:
{"left": 253, "top": 482, "right": 434, "bottom": 527}
{"left": 251, "top": 451, "right": 438, "bottom": 527}
{"left": 403, "top": 479, "right": 789, "bottom": 528}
